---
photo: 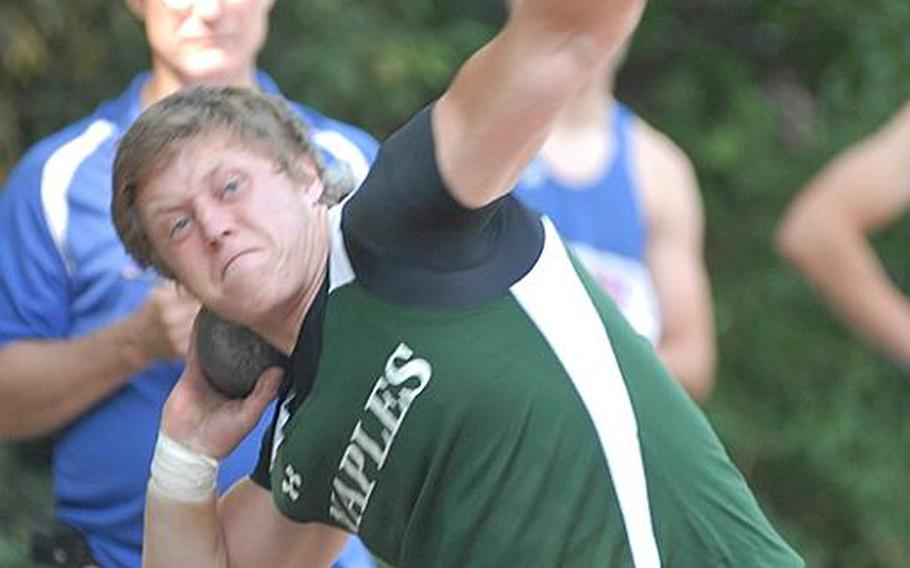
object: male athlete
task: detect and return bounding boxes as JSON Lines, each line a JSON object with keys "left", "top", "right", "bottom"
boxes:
{"left": 112, "top": 0, "right": 804, "bottom": 565}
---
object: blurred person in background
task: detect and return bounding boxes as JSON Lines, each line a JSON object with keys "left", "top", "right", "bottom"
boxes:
{"left": 777, "top": 101, "right": 910, "bottom": 371}
{"left": 0, "top": 0, "right": 377, "bottom": 566}
{"left": 514, "top": 45, "right": 716, "bottom": 401}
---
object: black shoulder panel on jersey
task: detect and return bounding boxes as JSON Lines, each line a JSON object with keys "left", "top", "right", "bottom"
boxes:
{"left": 341, "top": 105, "right": 544, "bottom": 308}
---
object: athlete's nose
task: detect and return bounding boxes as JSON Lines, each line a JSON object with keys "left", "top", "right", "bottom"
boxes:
{"left": 195, "top": 201, "right": 234, "bottom": 247}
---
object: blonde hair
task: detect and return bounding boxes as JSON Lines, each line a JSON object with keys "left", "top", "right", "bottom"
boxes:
{"left": 112, "top": 85, "right": 331, "bottom": 277}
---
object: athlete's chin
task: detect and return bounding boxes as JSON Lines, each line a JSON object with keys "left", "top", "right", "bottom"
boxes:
{"left": 179, "top": 52, "right": 239, "bottom": 81}
{"left": 210, "top": 287, "right": 276, "bottom": 327}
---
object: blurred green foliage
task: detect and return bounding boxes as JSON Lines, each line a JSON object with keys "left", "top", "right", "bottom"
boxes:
{"left": 2, "top": 0, "right": 909, "bottom": 566}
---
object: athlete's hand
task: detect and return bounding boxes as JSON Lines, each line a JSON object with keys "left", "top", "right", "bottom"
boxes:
{"left": 130, "top": 281, "right": 201, "bottom": 364}
{"left": 159, "top": 337, "right": 282, "bottom": 460}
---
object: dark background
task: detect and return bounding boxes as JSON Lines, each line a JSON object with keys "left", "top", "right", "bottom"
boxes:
{"left": 2, "top": 1, "right": 909, "bottom": 565}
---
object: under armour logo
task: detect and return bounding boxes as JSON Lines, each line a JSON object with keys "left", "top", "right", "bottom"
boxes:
{"left": 282, "top": 464, "right": 302, "bottom": 501}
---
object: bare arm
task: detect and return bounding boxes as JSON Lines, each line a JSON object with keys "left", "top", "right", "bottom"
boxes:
{"left": 433, "top": 0, "right": 645, "bottom": 209}
{"left": 777, "top": 102, "right": 910, "bottom": 368}
{"left": 143, "top": 338, "right": 346, "bottom": 567}
{"left": 145, "top": 477, "right": 347, "bottom": 568}
{"left": 0, "top": 283, "right": 199, "bottom": 440}
{"left": 635, "top": 120, "right": 716, "bottom": 400}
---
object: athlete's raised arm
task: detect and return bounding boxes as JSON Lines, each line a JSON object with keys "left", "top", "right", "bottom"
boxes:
{"left": 434, "top": 0, "right": 645, "bottom": 209}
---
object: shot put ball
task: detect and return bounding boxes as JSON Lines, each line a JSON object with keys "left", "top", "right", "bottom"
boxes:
{"left": 195, "top": 307, "right": 285, "bottom": 399}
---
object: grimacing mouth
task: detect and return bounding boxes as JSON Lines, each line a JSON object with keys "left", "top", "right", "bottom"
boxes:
{"left": 221, "top": 248, "right": 258, "bottom": 280}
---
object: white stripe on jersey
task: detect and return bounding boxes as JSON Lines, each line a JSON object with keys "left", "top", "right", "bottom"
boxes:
{"left": 40, "top": 120, "right": 115, "bottom": 276}
{"left": 270, "top": 394, "right": 296, "bottom": 469}
{"left": 511, "top": 217, "right": 661, "bottom": 567}
{"left": 327, "top": 205, "right": 356, "bottom": 292}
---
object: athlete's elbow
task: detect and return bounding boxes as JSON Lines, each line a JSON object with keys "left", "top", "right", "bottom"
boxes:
{"left": 657, "top": 337, "right": 716, "bottom": 402}
{"left": 680, "top": 369, "right": 715, "bottom": 403}
{"left": 776, "top": 203, "right": 822, "bottom": 270}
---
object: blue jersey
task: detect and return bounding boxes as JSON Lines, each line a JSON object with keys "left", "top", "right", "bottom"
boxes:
{"left": 514, "top": 102, "right": 661, "bottom": 343}
{"left": 0, "top": 72, "right": 378, "bottom": 568}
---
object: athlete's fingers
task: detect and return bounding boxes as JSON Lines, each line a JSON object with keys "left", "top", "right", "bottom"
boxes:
{"left": 237, "top": 367, "right": 283, "bottom": 424}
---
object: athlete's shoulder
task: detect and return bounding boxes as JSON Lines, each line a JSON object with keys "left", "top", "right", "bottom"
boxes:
{"left": 626, "top": 105, "right": 701, "bottom": 226}
{"left": 627, "top": 108, "right": 694, "bottom": 178}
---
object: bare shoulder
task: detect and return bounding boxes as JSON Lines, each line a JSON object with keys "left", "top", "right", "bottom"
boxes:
{"left": 629, "top": 114, "right": 702, "bottom": 230}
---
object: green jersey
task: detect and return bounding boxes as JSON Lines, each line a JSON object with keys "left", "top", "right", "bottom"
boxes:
{"left": 251, "top": 107, "right": 802, "bottom": 567}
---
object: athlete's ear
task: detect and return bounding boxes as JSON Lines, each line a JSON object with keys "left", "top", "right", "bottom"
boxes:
{"left": 298, "top": 158, "right": 324, "bottom": 205}
{"left": 124, "top": 0, "right": 145, "bottom": 20}
{"left": 303, "top": 178, "right": 325, "bottom": 206}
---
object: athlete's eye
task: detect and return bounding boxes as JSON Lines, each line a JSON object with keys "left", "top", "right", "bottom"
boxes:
{"left": 169, "top": 215, "right": 192, "bottom": 239}
{"left": 222, "top": 178, "right": 241, "bottom": 198}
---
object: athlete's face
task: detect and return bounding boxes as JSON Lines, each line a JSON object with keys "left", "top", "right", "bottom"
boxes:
{"left": 136, "top": 131, "right": 326, "bottom": 325}
{"left": 126, "top": 0, "right": 274, "bottom": 83}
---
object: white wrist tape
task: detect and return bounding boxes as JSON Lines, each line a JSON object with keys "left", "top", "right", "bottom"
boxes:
{"left": 148, "top": 432, "right": 219, "bottom": 503}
